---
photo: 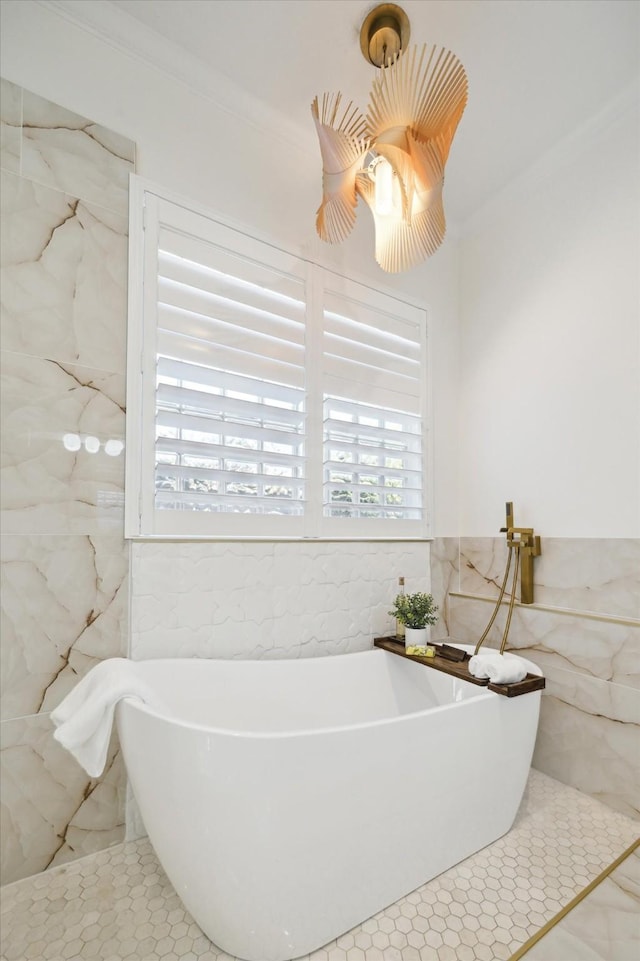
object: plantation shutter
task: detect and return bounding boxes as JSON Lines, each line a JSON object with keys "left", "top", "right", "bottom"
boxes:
{"left": 320, "top": 272, "right": 427, "bottom": 537}
{"left": 136, "top": 195, "right": 308, "bottom": 537}
{"left": 126, "top": 181, "right": 429, "bottom": 538}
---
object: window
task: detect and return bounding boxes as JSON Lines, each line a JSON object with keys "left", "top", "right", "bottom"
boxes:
{"left": 125, "top": 179, "right": 430, "bottom": 538}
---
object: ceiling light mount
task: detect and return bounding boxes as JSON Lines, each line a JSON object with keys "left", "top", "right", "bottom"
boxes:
{"left": 360, "top": 3, "right": 410, "bottom": 67}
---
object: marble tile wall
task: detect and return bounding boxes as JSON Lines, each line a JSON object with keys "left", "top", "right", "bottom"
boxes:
{"left": 0, "top": 77, "right": 135, "bottom": 885}
{"left": 430, "top": 536, "right": 640, "bottom": 820}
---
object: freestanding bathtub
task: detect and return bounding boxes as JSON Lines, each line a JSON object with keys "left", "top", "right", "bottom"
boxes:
{"left": 116, "top": 644, "right": 542, "bottom": 961}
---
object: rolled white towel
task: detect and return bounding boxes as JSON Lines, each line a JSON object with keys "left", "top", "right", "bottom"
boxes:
{"left": 51, "top": 658, "right": 154, "bottom": 777}
{"left": 468, "top": 652, "right": 527, "bottom": 684}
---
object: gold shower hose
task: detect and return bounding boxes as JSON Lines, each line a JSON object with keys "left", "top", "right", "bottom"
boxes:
{"left": 473, "top": 543, "right": 521, "bottom": 656}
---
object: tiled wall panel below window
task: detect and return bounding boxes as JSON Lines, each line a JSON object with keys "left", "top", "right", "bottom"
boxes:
{"left": 130, "top": 540, "right": 430, "bottom": 661}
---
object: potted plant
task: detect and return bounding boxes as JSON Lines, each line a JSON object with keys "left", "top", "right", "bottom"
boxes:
{"left": 388, "top": 591, "right": 439, "bottom": 647}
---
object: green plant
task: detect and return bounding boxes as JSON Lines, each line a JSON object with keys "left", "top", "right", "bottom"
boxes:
{"left": 389, "top": 591, "right": 439, "bottom": 629}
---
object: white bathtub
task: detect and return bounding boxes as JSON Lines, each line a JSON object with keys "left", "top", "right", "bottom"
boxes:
{"left": 116, "top": 645, "right": 542, "bottom": 961}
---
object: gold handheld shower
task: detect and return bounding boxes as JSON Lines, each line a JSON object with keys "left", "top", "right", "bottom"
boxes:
{"left": 474, "top": 502, "right": 541, "bottom": 656}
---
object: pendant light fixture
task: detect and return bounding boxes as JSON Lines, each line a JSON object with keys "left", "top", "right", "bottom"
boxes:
{"left": 311, "top": 3, "right": 468, "bottom": 273}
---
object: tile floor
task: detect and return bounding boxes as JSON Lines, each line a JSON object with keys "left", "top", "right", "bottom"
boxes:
{"left": 1, "top": 771, "right": 638, "bottom": 961}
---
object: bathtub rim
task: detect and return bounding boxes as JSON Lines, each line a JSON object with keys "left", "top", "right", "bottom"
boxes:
{"left": 119, "top": 644, "right": 542, "bottom": 742}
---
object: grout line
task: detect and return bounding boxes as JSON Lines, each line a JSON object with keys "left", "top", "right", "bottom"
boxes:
{"left": 1, "top": 711, "right": 52, "bottom": 724}
{"left": 508, "top": 836, "right": 640, "bottom": 961}
{"left": 449, "top": 590, "right": 640, "bottom": 627}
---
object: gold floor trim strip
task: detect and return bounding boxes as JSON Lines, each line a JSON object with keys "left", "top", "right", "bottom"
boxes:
{"left": 509, "top": 836, "right": 640, "bottom": 961}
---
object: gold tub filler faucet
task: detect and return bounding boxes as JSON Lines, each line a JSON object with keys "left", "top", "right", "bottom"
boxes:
{"left": 474, "top": 502, "right": 541, "bottom": 656}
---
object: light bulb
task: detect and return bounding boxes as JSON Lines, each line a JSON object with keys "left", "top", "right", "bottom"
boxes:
{"left": 374, "top": 157, "right": 394, "bottom": 216}
{"left": 84, "top": 435, "right": 100, "bottom": 454}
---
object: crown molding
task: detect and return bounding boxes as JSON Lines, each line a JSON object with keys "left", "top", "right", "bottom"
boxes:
{"left": 38, "top": 0, "right": 318, "bottom": 160}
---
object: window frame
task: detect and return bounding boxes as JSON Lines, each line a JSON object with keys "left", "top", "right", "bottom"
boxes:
{"left": 125, "top": 176, "right": 433, "bottom": 540}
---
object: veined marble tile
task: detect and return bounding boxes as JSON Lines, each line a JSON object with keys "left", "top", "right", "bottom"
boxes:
{"left": 429, "top": 537, "right": 459, "bottom": 637}
{"left": 0, "top": 713, "right": 125, "bottom": 885}
{"left": 130, "top": 540, "right": 430, "bottom": 659}
{"left": 459, "top": 536, "right": 640, "bottom": 619}
{"left": 20, "top": 89, "right": 134, "bottom": 216}
{"left": 0, "top": 352, "right": 125, "bottom": 534}
{"left": 539, "top": 665, "right": 639, "bottom": 725}
{"left": 532, "top": 669, "right": 640, "bottom": 819}
{"left": 1, "top": 170, "right": 128, "bottom": 372}
{"left": 0, "top": 78, "right": 21, "bottom": 174}
{"left": 0, "top": 534, "right": 128, "bottom": 721}
{"left": 525, "top": 849, "right": 640, "bottom": 960}
{"left": 448, "top": 593, "right": 639, "bottom": 688}
{"left": 448, "top": 592, "right": 639, "bottom": 818}
{"left": 459, "top": 536, "right": 510, "bottom": 598}
{"left": 533, "top": 538, "right": 640, "bottom": 619}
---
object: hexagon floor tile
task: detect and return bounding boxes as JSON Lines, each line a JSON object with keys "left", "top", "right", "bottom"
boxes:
{"left": 1, "top": 770, "right": 638, "bottom": 961}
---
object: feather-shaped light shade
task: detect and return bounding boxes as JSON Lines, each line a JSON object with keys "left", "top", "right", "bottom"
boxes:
{"left": 312, "top": 42, "right": 468, "bottom": 273}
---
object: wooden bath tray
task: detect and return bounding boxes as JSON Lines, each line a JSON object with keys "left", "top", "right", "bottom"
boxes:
{"left": 373, "top": 638, "right": 545, "bottom": 697}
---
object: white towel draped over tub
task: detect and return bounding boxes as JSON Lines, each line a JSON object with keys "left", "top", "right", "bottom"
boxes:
{"left": 51, "top": 658, "right": 156, "bottom": 777}
{"left": 468, "top": 652, "right": 528, "bottom": 685}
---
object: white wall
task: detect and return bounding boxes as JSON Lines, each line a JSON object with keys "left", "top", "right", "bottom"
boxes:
{"left": 458, "top": 88, "right": 640, "bottom": 537}
{"left": 0, "top": 0, "right": 462, "bottom": 535}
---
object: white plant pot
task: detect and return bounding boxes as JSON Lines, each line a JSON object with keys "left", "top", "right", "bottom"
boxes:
{"left": 404, "top": 627, "right": 429, "bottom": 648}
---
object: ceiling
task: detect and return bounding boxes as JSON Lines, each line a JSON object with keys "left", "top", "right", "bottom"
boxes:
{"left": 108, "top": 0, "right": 638, "bottom": 226}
